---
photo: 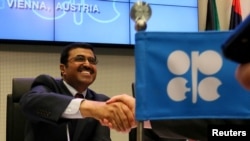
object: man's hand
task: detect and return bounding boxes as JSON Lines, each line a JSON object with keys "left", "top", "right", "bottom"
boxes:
{"left": 236, "top": 63, "right": 250, "bottom": 90}
{"left": 107, "top": 94, "right": 135, "bottom": 113}
{"left": 79, "top": 100, "right": 134, "bottom": 132}
{"left": 102, "top": 94, "right": 136, "bottom": 131}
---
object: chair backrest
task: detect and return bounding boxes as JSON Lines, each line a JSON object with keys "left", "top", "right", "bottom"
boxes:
{"left": 6, "top": 78, "right": 34, "bottom": 141}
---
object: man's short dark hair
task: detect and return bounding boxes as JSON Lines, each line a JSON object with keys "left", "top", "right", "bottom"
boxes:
{"left": 60, "top": 42, "right": 97, "bottom": 66}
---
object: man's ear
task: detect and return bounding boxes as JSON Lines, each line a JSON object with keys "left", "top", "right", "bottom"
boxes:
{"left": 60, "top": 64, "right": 66, "bottom": 75}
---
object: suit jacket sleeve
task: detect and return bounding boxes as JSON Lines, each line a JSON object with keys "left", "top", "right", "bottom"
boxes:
{"left": 20, "top": 74, "right": 73, "bottom": 125}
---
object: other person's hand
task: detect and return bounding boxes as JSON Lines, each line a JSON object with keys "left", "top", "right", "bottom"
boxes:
{"left": 235, "top": 63, "right": 250, "bottom": 90}
{"left": 79, "top": 100, "right": 134, "bottom": 132}
{"left": 102, "top": 94, "right": 136, "bottom": 131}
{"left": 107, "top": 94, "right": 135, "bottom": 114}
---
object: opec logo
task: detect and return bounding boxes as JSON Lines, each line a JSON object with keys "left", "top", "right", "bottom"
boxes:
{"left": 166, "top": 50, "right": 222, "bottom": 104}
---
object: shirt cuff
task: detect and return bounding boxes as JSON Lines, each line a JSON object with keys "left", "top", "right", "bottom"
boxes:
{"left": 62, "top": 98, "right": 84, "bottom": 119}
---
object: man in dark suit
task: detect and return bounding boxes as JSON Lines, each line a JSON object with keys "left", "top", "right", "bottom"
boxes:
{"left": 20, "top": 43, "right": 135, "bottom": 141}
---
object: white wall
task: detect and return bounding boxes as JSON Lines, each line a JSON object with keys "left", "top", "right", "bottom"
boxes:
{"left": 1, "top": 0, "right": 250, "bottom": 141}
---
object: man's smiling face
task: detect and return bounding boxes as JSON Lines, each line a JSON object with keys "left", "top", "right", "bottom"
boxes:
{"left": 61, "top": 47, "right": 97, "bottom": 90}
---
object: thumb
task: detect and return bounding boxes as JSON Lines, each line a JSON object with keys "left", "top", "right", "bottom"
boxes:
{"left": 106, "top": 97, "right": 118, "bottom": 104}
{"left": 106, "top": 95, "right": 125, "bottom": 104}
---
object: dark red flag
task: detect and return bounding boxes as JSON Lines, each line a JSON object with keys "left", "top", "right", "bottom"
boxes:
{"left": 229, "top": 0, "right": 242, "bottom": 30}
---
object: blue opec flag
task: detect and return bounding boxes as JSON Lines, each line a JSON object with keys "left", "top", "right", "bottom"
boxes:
{"left": 134, "top": 31, "right": 250, "bottom": 120}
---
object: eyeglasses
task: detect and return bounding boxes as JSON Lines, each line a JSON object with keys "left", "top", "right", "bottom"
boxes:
{"left": 69, "top": 55, "right": 98, "bottom": 65}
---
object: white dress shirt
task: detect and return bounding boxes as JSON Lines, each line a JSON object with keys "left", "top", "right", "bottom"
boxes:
{"left": 62, "top": 80, "right": 86, "bottom": 118}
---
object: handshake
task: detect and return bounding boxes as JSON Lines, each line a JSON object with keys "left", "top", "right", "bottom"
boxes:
{"left": 79, "top": 94, "right": 137, "bottom": 132}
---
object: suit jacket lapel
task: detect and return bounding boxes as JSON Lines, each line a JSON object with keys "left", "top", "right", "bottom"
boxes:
{"left": 58, "top": 79, "right": 73, "bottom": 97}
{"left": 85, "top": 89, "right": 94, "bottom": 100}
